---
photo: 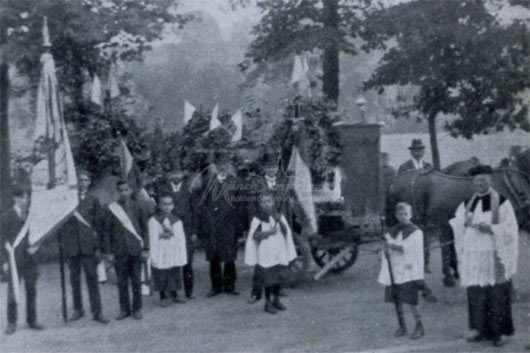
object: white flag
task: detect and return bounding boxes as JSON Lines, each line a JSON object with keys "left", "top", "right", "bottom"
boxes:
{"left": 209, "top": 103, "right": 221, "bottom": 131}
{"left": 108, "top": 68, "right": 120, "bottom": 99}
{"left": 290, "top": 55, "right": 311, "bottom": 98}
{"left": 231, "top": 109, "right": 243, "bottom": 142}
{"left": 184, "top": 100, "right": 196, "bottom": 124}
{"left": 91, "top": 74, "right": 103, "bottom": 106}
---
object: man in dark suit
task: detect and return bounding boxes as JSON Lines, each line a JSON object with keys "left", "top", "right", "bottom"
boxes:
{"left": 60, "top": 170, "right": 109, "bottom": 323}
{"left": 198, "top": 153, "right": 246, "bottom": 297}
{"left": 156, "top": 167, "right": 200, "bottom": 299}
{"left": 104, "top": 180, "right": 149, "bottom": 320}
{"left": 398, "top": 139, "right": 432, "bottom": 174}
{"left": 397, "top": 139, "right": 437, "bottom": 303}
{"left": 1, "top": 186, "right": 44, "bottom": 335}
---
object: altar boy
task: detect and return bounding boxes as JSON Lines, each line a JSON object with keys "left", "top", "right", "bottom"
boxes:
{"left": 104, "top": 180, "right": 149, "bottom": 320}
{"left": 148, "top": 194, "right": 188, "bottom": 307}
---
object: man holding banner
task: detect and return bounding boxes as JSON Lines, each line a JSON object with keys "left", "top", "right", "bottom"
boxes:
{"left": 59, "top": 169, "right": 109, "bottom": 324}
{"left": 1, "top": 186, "right": 44, "bottom": 335}
{"left": 104, "top": 180, "right": 149, "bottom": 321}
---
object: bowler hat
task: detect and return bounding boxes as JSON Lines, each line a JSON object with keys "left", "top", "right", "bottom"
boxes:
{"left": 408, "top": 139, "right": 426, "bottom": 150}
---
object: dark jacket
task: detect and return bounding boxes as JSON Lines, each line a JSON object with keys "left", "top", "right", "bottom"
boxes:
{"left": 0, "top": 207, "right": 35, "bottom": 271}
{"left": 198, "top": 174, "right": 247, "bottom": 262}
{"left": 104, "top": 199, "right": 149, "bottom": 256}
{"left": 60, "top": 193, "right": 105, "bottom": 257}
{"left": 398, "top": 159, "right": 432, "bottom": 174}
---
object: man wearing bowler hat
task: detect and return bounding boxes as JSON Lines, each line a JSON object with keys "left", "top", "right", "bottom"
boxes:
{"left": 398, "top": 139, "right": 432, "bottom": 174}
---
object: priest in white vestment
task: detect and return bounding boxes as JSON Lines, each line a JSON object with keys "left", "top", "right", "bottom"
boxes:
{"left": 449, "top": 165, "right": 518, "bottom": 347}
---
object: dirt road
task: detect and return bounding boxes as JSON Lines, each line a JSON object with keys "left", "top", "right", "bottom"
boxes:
{"left": 1, "top": 233, "right": 529, "bottom": 353}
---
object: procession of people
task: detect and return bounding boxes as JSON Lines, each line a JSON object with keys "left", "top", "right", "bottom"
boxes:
{"left": 1, "top": 138, "right": 523, "bottom": 350}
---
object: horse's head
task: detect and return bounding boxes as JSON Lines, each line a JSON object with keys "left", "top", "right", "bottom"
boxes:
{"left": 492, "top": 166, "right": 530, "bottom": 231}
{"left": 442, "top": 157, "right": 480, "bottom": 176}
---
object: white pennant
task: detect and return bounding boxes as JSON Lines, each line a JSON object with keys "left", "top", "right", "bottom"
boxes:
{"left": 91, "top": 74, "right": 103, "bottom": 106}
{"left": 231, "top": 109, "right": 243, "bottom": 142}
{"left": 209, "top": 103, "right": 221, "bottom": 131}
{"left": 184, "top": 100, "right": 196, "bottom": 124}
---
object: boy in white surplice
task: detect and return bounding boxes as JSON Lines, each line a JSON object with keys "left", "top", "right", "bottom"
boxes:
{"left": 245, "top": 191, "right": 297, "bottom": 315}
{"left": 148, "top": 194, "right": 188, "bottom": 307}
{"left": 378, "top": 202, "right": 425, "bottom": 340}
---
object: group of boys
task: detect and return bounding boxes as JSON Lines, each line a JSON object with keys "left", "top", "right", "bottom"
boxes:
{"left": 1, "top": 151, "right": 294, "bottom": 334}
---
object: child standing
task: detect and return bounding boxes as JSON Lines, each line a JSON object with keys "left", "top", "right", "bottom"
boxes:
{"left": 148, "top": 194, "right": 188, "bottom": 307}
{"left": 378, "top": 202, "right": 425, "bottom": 339}
{"left": 245, "top": 191, "right": 297, "bottom": 314}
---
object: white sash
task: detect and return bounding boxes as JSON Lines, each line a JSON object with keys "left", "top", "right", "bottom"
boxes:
{"left": 108, "top": 202, "right": 144, "bottom": 248}
{"left": 73, "top": 210, "right": 92, "bottom": 228}
{"left": 4, "top": 218, "right": 30, "bottom": 304}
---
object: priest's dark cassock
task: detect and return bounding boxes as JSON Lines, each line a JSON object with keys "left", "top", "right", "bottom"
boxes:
{"left": 450, "top": 188, "right": 519, "bottom": 341}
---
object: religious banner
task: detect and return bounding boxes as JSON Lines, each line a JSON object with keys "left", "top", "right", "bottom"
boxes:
{"left": 28, "top": 31, "right": 78, "bottom": 246}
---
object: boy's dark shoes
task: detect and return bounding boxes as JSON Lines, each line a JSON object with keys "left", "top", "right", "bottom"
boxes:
{"left": 28, "top": 322, "right": 44, "bottom": 330}
{"left": 410, "top": 321, "right": 424, "bottom": 339}
{"left": 394, "top": 326, "right": 407, "bottom": 337}
{"left": 115, "top": 311, "right": 130, "bottom": 320}
{"left": 264, "top": 301, "right": 278, "bottom": 315}
{"left": 4, "top": 323, "right": 16, "bottom": 335}
{"left": 466, "top": 334, "right": 486, "bottom": 342}
{"left": 133, "top": 311, "right": 143, "bottom": 320}
{"left": 492, "top": 337, "right": 505, "bottom": 347}
{"left": 206, "top": 290, "right": 222, "bottom": 298}
{"left": 94, "top": 314, "right": 109, "bottom": 324}
{"left": 422, "top": 293, "right": 437, "bottom": 303}
{"left": 272, "top": 298, "right": 286, "bottom": 311}
{"left": 69, "top": 310, "right": 84, "bottom": 321}
{"left": 279, "top": 289, "right": 288, "bottom": 297}
{"left": 186, "top": 294, "right": 196, "bottom": 300}
{"left": 172, "top": 297, "right": 186, "bottom": 304}
{"left": 247, "top": 296, "right": 260, "bottom": 304}
{"left": 159, "top": 299, "right": 171, "bottom": 307}
{"left": 226, "top": 290, "right": 240, "bottom": 296}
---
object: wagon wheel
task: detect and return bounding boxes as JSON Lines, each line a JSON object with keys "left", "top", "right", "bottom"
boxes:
{"left": 310, "top": 243, "right": 359, "bottom": 274}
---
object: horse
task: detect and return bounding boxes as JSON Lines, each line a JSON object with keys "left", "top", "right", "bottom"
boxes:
{"left": 388, "top": 164, "right": 530, "bottom": 285}
{"left": 441, "top": 157, "right": 480, "bottom": 176}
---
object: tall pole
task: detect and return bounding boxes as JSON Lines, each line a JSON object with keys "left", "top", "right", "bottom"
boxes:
{"left": 0, "top": 26, "right": 12, "bottom": 215}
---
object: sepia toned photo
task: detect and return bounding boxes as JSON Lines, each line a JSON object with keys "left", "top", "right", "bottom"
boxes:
{"left": 0, "top": 0, "right": 529, "bottom": 352}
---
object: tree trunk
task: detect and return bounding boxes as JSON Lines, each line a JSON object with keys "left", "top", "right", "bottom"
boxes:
{"left": 0, "top": 61, "right": 12, "bottom": 214}
{"left": 428, "top": 112, "right": 441, "bottom": 170}
{"left": 322, "top": 0, "right": 340, "bottom": 103}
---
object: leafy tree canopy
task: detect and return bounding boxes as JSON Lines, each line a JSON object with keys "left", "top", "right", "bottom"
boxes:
{"left": 364, "top": 0, "right": 530, "bottom": 139}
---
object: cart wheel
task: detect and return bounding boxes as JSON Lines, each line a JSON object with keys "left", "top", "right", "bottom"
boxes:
{"left": 310, "top": 244, "right": 359, "bottom": 274}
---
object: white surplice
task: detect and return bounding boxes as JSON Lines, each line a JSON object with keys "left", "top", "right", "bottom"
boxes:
{"left": 377, "top": 229, "right": 424, "bottom": 286}
{"left": 148, "top": 216, "right": 187, "bottom": 269}
{"left": 449, "top": 195, "right": 518, "bottom": 287}
{"left": 245, "top": 215, "right": 297, "bottom": 268}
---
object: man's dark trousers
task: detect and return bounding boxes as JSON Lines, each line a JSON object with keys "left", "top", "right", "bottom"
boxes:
{"left": 7, "top": 258, "right": 38, "bottom": 326}
{"left": 69, "top": 255, "right": 102, "bottom": 316}
{"left": 209, "top": 255, "right": 236, "bottom": 293}
{"left": 183, "top": 244, "right": 194, "bottom": 297}
{"left": 114, "top": 255, "right": 142, "bottom": 314}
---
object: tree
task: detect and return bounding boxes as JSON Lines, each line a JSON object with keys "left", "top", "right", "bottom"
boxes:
{"left": 241, "top": 0, "right": 372, "bottom": 103}
{"left": 364, "top": 0, "right": 530, "bottom": 169}
{"left": 0, "top": 0, "right": 192, "bottom": 212}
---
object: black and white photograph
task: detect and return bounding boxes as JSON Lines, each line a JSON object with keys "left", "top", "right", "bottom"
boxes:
{"left": 0, "top": 0, "right": 529, "bottom": 352}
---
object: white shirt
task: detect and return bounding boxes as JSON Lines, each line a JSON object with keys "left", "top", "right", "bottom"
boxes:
{"left": 171, "top": 182, "right": 182, "bottom": 193}
{"left": 245, "top": 215, "right": 297, "bottom": 268}
{"left": 148, "top": 216, "right": 187, "bottom": 269}
{"left": 411, "top": 158, "right": 424, "bottom": 170}
{"left": 265, "top": 175, "right": 277, "bottom": 189}
{"left": 377, "top": 229, "right": 424, "bottom": 285}
{"left": 13, "top": 204, "right": 24, "bottom": 219}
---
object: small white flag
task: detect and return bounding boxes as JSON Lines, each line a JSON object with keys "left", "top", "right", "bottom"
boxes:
{"left": 209, "top": 103, "right": 221, "bottom": 131}
{"left": 230, "top": 109, "right": 243, "bottom": 142}
{"left": 184, "top": 100, "right": 196, "bottom": 124}
{"left": 108, "top": 69, "right": 120, "bottom": 99}
{"left": 90, "top": 74, "right": 103, "bottom": 106}
{"left": 290, "top": 55, "right": 311, "bottom": 97}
